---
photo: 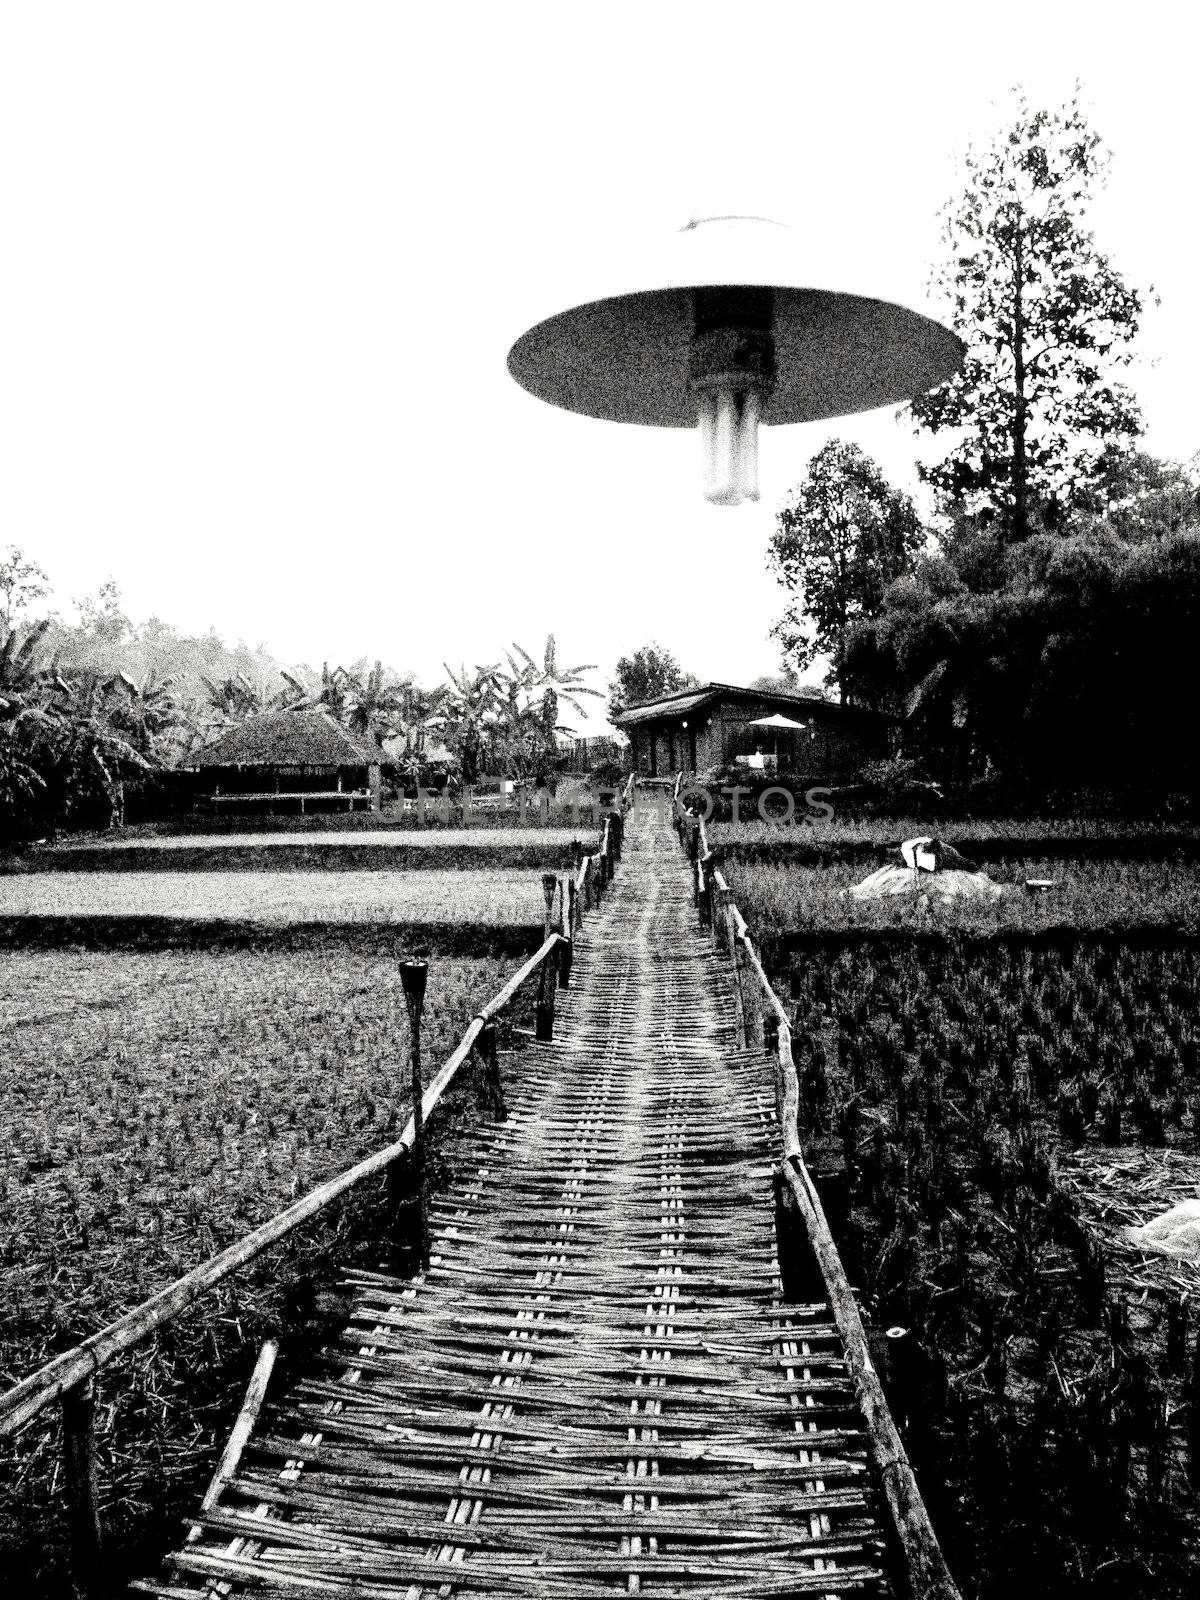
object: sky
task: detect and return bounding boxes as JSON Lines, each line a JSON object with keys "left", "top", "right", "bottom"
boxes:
{"left": 2, "top": 3, "right": 1197, "bottom": 731}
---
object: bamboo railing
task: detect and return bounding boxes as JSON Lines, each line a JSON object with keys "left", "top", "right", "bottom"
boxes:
{"left": 0, "top": 790, "right": 632, "bottom": 1593}
{"left": 684, "top": 800, "right": 962, "bottom": 1600}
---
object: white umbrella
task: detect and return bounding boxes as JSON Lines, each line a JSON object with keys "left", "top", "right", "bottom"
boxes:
{"left": 748, "top": 712, "right": 806, "bottom": 765}
{"left": 749, "top": 713, "right": 807, "bottom": 729}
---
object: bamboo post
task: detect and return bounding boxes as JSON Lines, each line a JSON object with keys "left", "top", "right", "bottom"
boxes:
{"left": 477, "top": 1018, "right": 506, "bottom": 1120}
{"left": 558, "top": 877, "right": 573, "bottom": 990}
{"left": 535, "top": 947, "right": 556, "bottom": 1042}
{"left": 686, "top": 815, "right": 699, "bottom": 863}
{"left": 741, "top": 942, "right": 763, "bottom": 1050}
{"left": 61, "top": 1379, "right": 103, "bottom": 1598}
{"left": 730, "top": 938, "right": 748, "bottom": 1050}
{"left": 711, "top": 880, "right": 728, "bottom": 952}
{"left": 763, "top": 1008, "right": 779, "bottom": 1060}
{"left": 567, "top": 875, "right": 579, "bottom": 939}
{"left": 399, "top": 957, "right": 430, "bottom": 1269}
{"left": 541, "top": 872, "right": 558, "bottom": 942}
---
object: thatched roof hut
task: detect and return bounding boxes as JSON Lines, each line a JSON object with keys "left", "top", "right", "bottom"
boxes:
{"left": 189, "top": 711, "right": 385, "bottom": 813}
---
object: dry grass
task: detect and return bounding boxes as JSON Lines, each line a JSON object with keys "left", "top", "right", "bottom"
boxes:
{"left": 1059, "top": 1147, "right": 1200, "bottom": 1296}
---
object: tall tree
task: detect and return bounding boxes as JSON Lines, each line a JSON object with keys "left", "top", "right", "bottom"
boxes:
{"left": 607, "top": 644, "right": 695, "bottom": 721}
{"left": 912, "top": 91, "right": 1148, "bottom": 541}
{"left": 768, "top": 441, "right": 923, "bottom": 702}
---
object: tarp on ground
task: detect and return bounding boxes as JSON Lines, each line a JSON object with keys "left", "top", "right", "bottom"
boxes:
{"left": 1126, "top": 1198, "right": 1200, "bottom": 1263}
{"left": 846, "top": 835, "right": 1004, "bottom": 902}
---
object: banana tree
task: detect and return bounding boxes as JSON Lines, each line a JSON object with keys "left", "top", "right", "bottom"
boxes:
{"left": 0, "top": 620, "right": 58, "bottom": 835}
{"left": 106, "top": 669, "right": 188, "bottom": 764}
{"left": 440, "top": 662, "right": 506, "bottom": 785}
{"left": 503, "top": 635, "right": 603, "bottom": 770}
{"left": 199, "top": 669, "right": 311, "bottom": 732}
{"left": 46, "top": 673, "right": 153, "bottom": 829}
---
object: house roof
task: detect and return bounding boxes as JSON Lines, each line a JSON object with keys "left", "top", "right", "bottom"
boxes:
{"left": 192, "top": 710, "right": 386, "bottom": 768}
{"left": 611, "top": 681, "right": 885, "bottom": 727}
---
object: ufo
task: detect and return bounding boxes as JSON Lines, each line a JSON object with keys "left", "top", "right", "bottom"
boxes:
{"left": 507, "top": 216, "right": 964, "bottom": 505}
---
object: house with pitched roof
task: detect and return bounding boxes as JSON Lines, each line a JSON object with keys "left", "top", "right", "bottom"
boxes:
{"left": 612, "top": 682, "right": 889, "bottom": 780}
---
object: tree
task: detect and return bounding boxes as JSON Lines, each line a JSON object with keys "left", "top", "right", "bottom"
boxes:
{"left": 0, "top": 620, "right": 57, "bottom": 836}
{"left": 74, "top": 578, "right": 132, "bottom": 643}
{"left": 841, "top": 513, "right": 1200, "bottom": 804}
{"left": 45, "top": 673, "right": 151, "bottom": 829}
{"left": 105, "top": 670, "right": 189, "bottom": 766}
{"left": 911, "top": 91, "right": 1149, "bottom": 542}
{"left": 767, "top": 441, "right": 923, "bottom": 702}
{"left": 439, "top": 662, "right": 505, "bottom": 785}
{"left": 607, "top": 644, "right": 696, "bottom": 721}
{"left": 1098, "top": 451, "right": 1200, "bottom": 543}
{"left": 0, "top": 547, "right": 50, "bottom": 630}
{"left": 507, "top": 636, "right": 602, "bottom": 743}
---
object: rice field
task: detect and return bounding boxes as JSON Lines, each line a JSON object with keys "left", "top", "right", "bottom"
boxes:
{"left": 65, "top": 827, "right": 591, "bottom": 851}
{"left": 12, "top": 827, "right": 593, "bottom": 873}
{"left": 723, "top": 856, "right": 1200, "bottom": 939}
{"left": 708, "top": 815, "right": 1200, "bottom": 853}
{"left": 0, "top": 868, "right": 549, "bottom": 923}
{"left": 720, "top": 844, "right": 1200, "bottom": 1598}
{"left": 0, "top": 942, "right": 529, "bottom": 1590}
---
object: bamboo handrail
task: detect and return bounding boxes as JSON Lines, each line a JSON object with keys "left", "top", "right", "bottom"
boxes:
{"left": 690, "top": 819, "right": 961, "bottom": 1600}
{"left": 0, "top": 930, "right": 564, "bottom": 1440}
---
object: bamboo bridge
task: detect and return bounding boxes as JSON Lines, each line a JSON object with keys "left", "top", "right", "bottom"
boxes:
{"left": 0, "top": 788, "right": 957, "bottom": 1598}
{"left": 126, "top": 796, "right": 955, "bottom": 1600}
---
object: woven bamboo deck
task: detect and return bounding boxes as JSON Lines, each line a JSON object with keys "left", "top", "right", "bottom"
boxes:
{"left": 138, "top": 800, "right": 890, "bottom": 1598}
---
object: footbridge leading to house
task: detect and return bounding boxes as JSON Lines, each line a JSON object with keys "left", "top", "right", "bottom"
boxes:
{"left": 125, "top": 796, "right": 957, "bottom": 1598}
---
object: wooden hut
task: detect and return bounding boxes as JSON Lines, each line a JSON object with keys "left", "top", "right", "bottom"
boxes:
{"left": 613, "top": 682, "right": 890, "bottom": 781}
{"left": 190, "top": 711, "right": 385, "bottom": 814}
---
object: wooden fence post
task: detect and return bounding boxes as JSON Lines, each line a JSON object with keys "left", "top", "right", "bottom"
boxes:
{"left": 61, "top": 1379, "right": 103, "bottom": 1599}
{"left": 399, "top": 958, "right": 430, "bottom": 1269}
{"left": 477, "top": 1017, "right": 506, "bottom": 1120}
{"left": 711, "top": 880, "right": 726, "bottom": 952}
{"left": 741, "top": 944, "right": 763, "bottom": 1050}
{"left": 536, "top": 949, "right": 557, "bottom": 1042}
{"left": 558, "top": 873, "right": 573, "bottom": 989}
{"left": 541, "top": 873, "right": 558, "bottom": 942}
{"left": 731, "top": 938, "right": 748, "bottom": 1050}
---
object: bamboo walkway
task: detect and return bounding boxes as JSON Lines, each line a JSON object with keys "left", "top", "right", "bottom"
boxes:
{"left": 139, "top": 800, "right": 890, "bottom": 1599}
